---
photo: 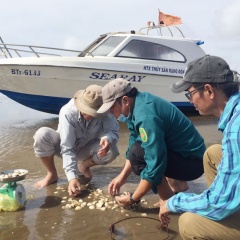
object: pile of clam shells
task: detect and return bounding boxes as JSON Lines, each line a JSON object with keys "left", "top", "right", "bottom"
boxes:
{"left": 54, "top": 186, "right": 148, "bottom": 216}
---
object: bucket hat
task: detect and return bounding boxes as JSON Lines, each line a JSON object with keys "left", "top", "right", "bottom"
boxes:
{"left": 170, "top": 55, "right": 234, "bottom": 93}
{"left": 74, "top": 85, "right": 103, "bottom": 117}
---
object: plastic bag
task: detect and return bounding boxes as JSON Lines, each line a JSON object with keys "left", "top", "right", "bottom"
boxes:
{"left": 0, "top": 193, "right": 22, "bottom": 212}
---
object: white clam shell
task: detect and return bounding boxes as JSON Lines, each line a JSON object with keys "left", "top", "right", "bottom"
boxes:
{"left": 96, "top": 203, "right": 103, "bottom": 209}
{"left": 66, "top": 204, "right": 72, "bottom": 209}
{"left": 81, "top": 202, "right": 87, "bottom": 207}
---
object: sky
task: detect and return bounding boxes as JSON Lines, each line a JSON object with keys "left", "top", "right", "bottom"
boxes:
{"left": 0, "top": 0, "right": 240, "bottom": 72}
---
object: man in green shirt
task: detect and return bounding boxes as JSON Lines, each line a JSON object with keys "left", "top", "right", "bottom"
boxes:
{"left": 97, "top": 78, "right": 206, "bottom": 206}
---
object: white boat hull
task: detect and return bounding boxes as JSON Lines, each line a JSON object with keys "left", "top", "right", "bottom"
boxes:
{"left": 0, "top": 58, "right": 191, "bottom": 114}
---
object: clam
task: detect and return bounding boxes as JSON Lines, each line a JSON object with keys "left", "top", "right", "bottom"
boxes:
{"left": 81, "top": 202, "right": 87, "bottom": 208}
{"left": 96, "top": 202, "right": 103, "bottom": 209}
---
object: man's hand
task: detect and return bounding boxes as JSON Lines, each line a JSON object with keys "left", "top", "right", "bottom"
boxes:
{"left": 68, "top": 178, "right": 81, "bottom": 197}
{"left": 108, "top": 160, "right": 132, "bottom": 196}
{"left": 108, "top": 175, "right": 126, "bottom": 196}
{"left": 159, "top": 199, "right": 170, "bottom": 226}
{"left": 115, "top": 192, "right": 132, "bottom": 207}
{"left": 98, "top": 137, "right": 110, "bottom": 156}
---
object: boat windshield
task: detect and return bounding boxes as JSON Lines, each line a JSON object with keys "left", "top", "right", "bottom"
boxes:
{"left": 116, "top": 39, "right": 185, "bottom": 62}
{"left": 90, "top": 36, "right": 126, "bottom": 56}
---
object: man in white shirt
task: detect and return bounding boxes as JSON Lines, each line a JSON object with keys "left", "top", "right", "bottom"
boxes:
{"left": 33, "top": 85, "right": 119, "bottom": 196}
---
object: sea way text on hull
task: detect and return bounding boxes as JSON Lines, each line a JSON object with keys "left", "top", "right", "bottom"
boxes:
{"left": 90, "top": 72, "right": 146, "bottom": 82}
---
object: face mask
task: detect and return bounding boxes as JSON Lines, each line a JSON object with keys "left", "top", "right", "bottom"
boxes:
{"left": 118, "top": 114, "right": 129, "bottom": 122}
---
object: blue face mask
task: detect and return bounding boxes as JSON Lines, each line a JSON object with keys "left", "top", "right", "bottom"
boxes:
{"left": 118, "top": 114, "right": 129, "bottom": 122}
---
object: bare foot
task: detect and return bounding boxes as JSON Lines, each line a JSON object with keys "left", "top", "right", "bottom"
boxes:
{"left": 78, "top": 162, "right": 93, "bottom": 179}
{"left": 78, "top": 175, "right": 92, "bottom": 185}
{"left": 166, "top": 178, "right": 189, "bottom": 193}
{"left": 34, "top": 173, "right": 58, "bottom": 189}
{"left": 78, "top": 159, "right": 95, "bottom": 179}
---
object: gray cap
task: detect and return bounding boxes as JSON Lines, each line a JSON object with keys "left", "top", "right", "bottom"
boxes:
{"left": 170, "top": 55, "right": 234, "bottom": 93}
{"left": 97, "top": 78, "right": 132, "bottom": 113}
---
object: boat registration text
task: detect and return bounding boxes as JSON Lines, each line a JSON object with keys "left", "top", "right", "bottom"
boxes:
{"left": 11, "top": 69, "right": 41, "bottom": 76}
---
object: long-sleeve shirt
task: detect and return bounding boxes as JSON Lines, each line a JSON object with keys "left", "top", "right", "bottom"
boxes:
{"left": 57, "top": 99, "right": 119, "bottom": 181}
{"left": 125, "top": 92, "right": 206, "bottom": 193}
{"left": 167, "top": 93, "right": 240, "bottom": 220}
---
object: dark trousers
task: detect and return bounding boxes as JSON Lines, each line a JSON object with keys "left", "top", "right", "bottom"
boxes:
{"left": 128, "top": 142, "right": 203, "bottom": 181}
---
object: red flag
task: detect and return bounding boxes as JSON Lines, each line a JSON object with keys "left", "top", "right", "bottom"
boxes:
{"left": 159, "top": 11, "right": 182, "bottom": 26}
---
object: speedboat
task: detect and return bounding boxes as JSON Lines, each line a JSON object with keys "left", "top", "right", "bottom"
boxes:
{"left": 0, "top": 25, "right": 206, "bottom": 114}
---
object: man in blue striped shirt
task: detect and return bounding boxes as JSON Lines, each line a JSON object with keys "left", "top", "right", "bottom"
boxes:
{"left": 160, "top": 55, "right": 240, "bottom": 239}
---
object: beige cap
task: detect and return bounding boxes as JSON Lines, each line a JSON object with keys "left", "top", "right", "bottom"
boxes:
{"left": 97, "top": 78, "right": 132, "bottom": 113}
{"left": 74, "top": 85, "right": 103, "bottom": 117}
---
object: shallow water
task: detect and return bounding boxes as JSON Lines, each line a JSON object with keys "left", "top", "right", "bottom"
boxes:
{"left": 0, "top": 93, "right": 222, "bottom": 240}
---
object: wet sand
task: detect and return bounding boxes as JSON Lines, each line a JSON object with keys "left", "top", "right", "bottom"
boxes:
{"left": 0, "top": 94, "right": 222, "bottom": 240}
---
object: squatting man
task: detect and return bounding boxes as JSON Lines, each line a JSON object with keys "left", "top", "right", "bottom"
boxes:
{"left": 97, "top": 78, "right": 205, "bottom": 206}
{"left": 159, "top": 55, "right": 240, "bottom": 240}
{"left": 33, "top": 85, "right": 119, "bottom": 196}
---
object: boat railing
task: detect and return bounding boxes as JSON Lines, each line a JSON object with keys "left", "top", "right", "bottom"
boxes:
{"left": 139, "top": 24, "right": 185, "bottom": 38}
{"left": 0, "top": 38, "right": 92, "bottom": 58}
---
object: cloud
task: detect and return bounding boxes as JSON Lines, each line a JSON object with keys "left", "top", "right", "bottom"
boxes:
{"left": 0, "top": 0, "right": 239, "bottom": 72}
{"left": 215, "top": 0, "right": 240, "bottom": 38}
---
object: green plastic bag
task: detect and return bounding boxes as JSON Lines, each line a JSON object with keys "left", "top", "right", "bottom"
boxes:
{"left": 0, "top": 193, "right": 22, "bottom": 212}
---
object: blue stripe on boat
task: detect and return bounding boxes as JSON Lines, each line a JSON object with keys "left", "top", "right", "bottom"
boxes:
{"left": 0, "top": 90, "right": 195, "bottom": 114}
{"left": 0, "top": 90, "right": 70, "bottom": 114}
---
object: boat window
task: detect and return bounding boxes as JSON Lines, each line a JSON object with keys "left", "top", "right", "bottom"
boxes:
{"left": 116, "top": 40, "right": 185, "bottom": 62}
{"left": 91, "top": 36, "right": 126, "bottom": 56}
{"left": 78, "top": 34, "right": 107, "bottom": 57}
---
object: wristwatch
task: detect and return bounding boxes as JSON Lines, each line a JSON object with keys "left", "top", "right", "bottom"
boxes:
{"left": 129, "top": 193, "right": 141, "bottom": 205}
